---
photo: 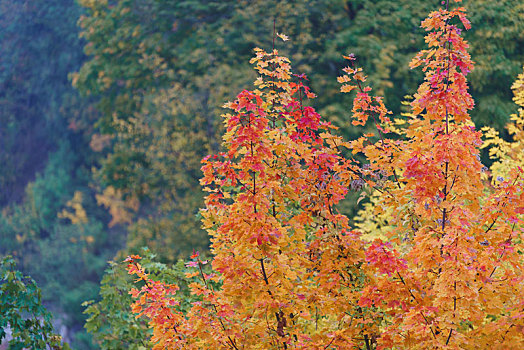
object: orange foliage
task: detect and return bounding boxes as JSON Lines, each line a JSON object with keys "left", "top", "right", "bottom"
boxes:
{"left": 127, "top": 1, "right": 523, "bottom": 349}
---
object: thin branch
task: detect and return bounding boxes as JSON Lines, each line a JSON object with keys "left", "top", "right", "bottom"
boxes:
{"left": 396, "top": 272, "right": 437, "bottom": 339}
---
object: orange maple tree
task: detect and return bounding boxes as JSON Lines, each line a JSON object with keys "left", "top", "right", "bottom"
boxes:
{"left": 126, "top": 1, "right": 524, "bottom": 349}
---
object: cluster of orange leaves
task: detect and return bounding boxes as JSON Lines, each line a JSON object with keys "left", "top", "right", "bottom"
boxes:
{"left": 126, "top": 1, "right": 524, "bottom": 349}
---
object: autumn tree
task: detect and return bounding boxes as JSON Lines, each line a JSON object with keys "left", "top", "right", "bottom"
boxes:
{"left": 72, "top": 0, "right": 523, "bottom": 264}
{"left": 351, "top": 2, "right": 524, "bottom": 347}
{"left": 127, "top": 42, "right": 375, "bottom": 347}
{"left": 125, "top": 0, "right": 524, "bottom": 349}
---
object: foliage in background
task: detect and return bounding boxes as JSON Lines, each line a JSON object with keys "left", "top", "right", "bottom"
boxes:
{"left": 322, "top": 0, "right": 524, "bottom": 131}
{"left": 0, "top": 256, "right": 70, "bottom": 350}
{"left": 482, "top": 66, "right": 524, "bottom": 180}
{"left": 0, "top": 0, "right": 89, "bottom": 206}
{"left": 0, "top": 1, "right": 123, "bottom": 347}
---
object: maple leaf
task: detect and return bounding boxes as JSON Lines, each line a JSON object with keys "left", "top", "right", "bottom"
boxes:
{"left": 191, "top": 250, "right": 200, "bottom": 259}
{"left": 124, "top": 255, "right": 142, "bottom": 263}
{"left": 185, "top": 261, "right": 199, "bottom": 268}
{"left": 340, "top": 84, "right": 356, "bottom": 93}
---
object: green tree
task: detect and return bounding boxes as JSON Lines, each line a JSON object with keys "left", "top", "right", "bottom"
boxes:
{"left": 0, "top": 256, "right": 70, "bottom": 350}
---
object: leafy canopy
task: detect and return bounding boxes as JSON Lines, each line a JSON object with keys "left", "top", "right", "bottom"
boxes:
{"left": 126, "top": 0, "right": 523, "bottom": 348}
{"left": 0, "top": 256, "right": 70, "bottom": 350}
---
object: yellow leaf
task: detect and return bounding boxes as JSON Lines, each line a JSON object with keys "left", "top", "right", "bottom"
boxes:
{"left": 341, "top": 85, "right": 356, "bottom": 93}
{"left": 276, "top": 32, "right": 289, "bottom": 41}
